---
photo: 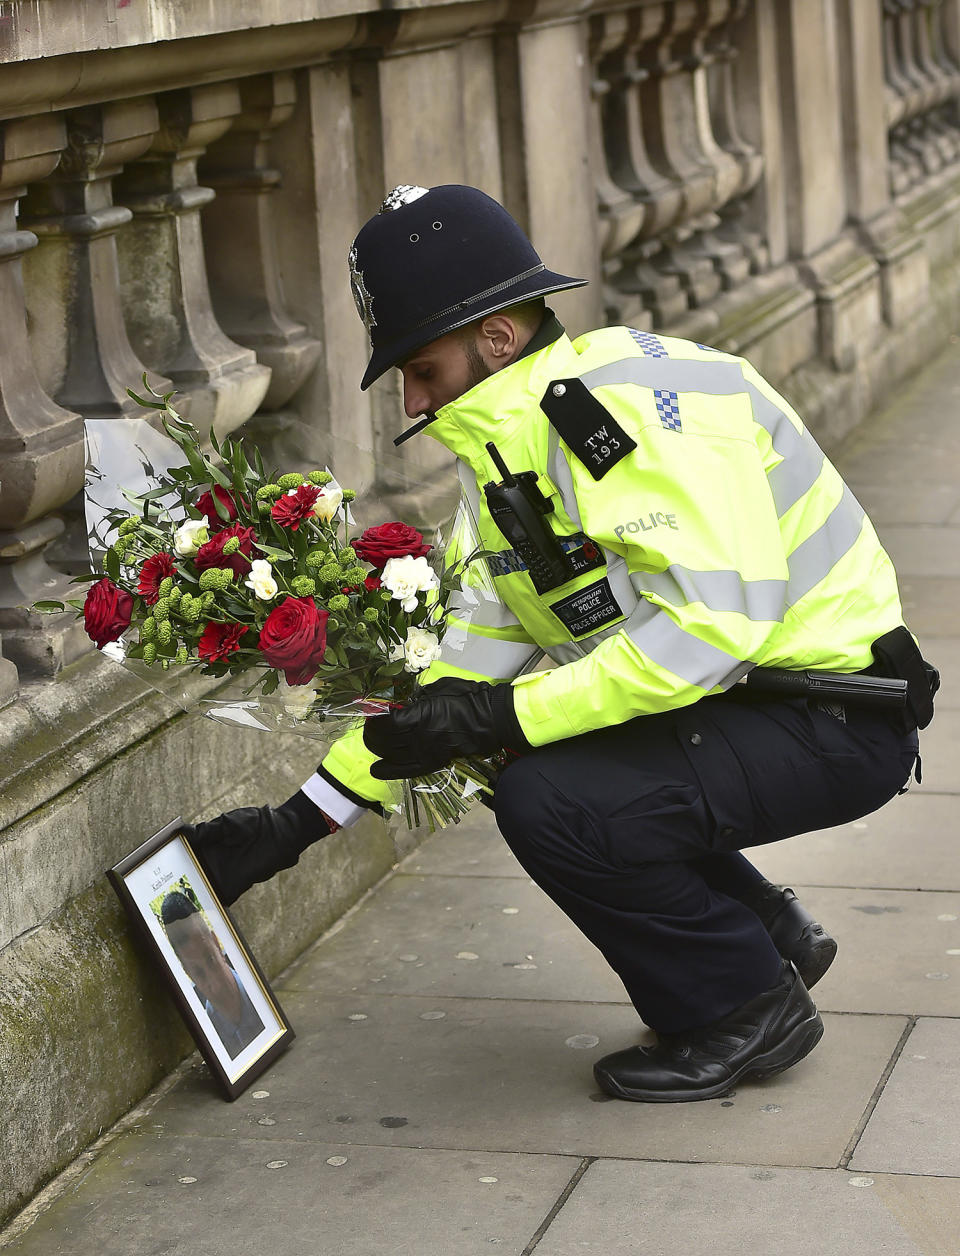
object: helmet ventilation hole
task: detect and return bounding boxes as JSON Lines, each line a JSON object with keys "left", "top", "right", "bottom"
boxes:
{"left": 409, "top": 233, "right": 419, "bottom": 242}
{"left": 432, "top": 221, "right": 443, "bottom": 230}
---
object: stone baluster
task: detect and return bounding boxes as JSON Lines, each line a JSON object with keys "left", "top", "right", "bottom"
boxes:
{"left": 638, "top": 4, "right": 723, "bottom": 308}
{"left": 883, "top": 0, "right": 923, "bottom": 194}
{"left": 918, "top": 0, "right": 960, "bottom": 160}
{"left": 593, "top": 3, "right": 689, "bottom": 326}
{"left": 897, "top": 0, "right": 948, "bottom": 175}
{"left": 587, "top": 12, "right": 647, "bottom": 318}
{"left": 0, "top": 635, "right": 18, "bottom": 707}
{"left": 198, "top": 73, "right": 322, "bottom": 412}
{"left": 20, "top": 99, "right": 174, "bottom": 418}
{"left": 19, "top": 99, "right": 175, "bottom": 576}
{"left": 706, "top": 0, "right": 769, "bottom": 275}
{"left": 678, "top": 0, "right": 754, "bottom": 292}
{"left": 114, "top": 84, "right": 270, "bottom": 442}
{"left": 0, "top": 116, "right": 90, "bottom": 678}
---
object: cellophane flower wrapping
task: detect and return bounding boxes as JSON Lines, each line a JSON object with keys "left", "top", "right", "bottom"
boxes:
{"left": 37, "top": 383, "right": 510, "bottom": 830}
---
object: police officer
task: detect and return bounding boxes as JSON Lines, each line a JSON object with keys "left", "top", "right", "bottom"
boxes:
{"left": 189, "top": 184, "right": 934, "bottom": 1103}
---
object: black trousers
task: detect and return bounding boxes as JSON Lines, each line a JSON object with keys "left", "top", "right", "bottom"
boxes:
{"left": 493, "top": 693, "right": 919, "bottom": 1034}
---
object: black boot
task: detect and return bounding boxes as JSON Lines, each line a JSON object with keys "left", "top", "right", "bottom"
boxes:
{"left": 744, "top": 883, "right": 838, "bottom": 989}
{"left": 182, "top": 790, "right": 335, "bottom": 905}
{"left": 593, "top": 960, "right": 823, "bottom": 1103}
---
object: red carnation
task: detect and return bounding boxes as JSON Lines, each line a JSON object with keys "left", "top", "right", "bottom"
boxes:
{"left": 271, "top": 484, "right": 321, "bottom": 531}
{"left": 136, "top": 552, "right": 177, "bottom": 605}
{"left": 83, "top": 577, "right": 134, "bottom": 648}
{"left": 198, "top": 621, "right": 248, "bottom": 663}
{"left": 354, "top": 521, "right": 431, "bottom": 568}
{"left": 258, "top": 596, "right": 330, "bottom": 685}
{"left": 195, "top": 485, "right": 246, "bottom": 529}
{"left": 194, "top": 523, "right": 256, "bottom": 578}
{"left": 364, "top": 574, "right": 382, "bottom": 592}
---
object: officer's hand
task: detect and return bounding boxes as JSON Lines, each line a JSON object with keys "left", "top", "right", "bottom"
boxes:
{"left": 363, "top": 678, "right": 529, "bottom": 779}
{"left": 183, "top": 792, "right": 335, "bottom": 905}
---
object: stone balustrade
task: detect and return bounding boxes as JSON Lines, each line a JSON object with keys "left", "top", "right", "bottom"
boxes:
{"left": 4, "top": 0, "right": 960, "bottom": 1225}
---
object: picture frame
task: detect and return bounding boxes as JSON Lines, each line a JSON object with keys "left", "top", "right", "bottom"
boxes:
{"left": 108, "top": 817, "right": 294, "bottom": 1101}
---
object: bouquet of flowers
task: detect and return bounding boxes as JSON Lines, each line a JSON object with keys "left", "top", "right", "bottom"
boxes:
{"left": 35, "top": 382, "right": 497, "bottom": 829}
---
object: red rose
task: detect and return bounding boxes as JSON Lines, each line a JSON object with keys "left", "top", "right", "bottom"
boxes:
{"left": 195, "top": 486, "right": 246, "bottom": 529}
{"left": 258, "top": 596, "right": 330, "bottom": 685}
{"left": 364, "top": 574, "right": 382, "bottom": 592}
{"left": 83, "top": 577, "right": 134, "bottom": 648}
{"left": 354, "top": 521, "right": 431, "bottom": 568}
{"left": 271, "top": 484, "right": 321, "bottom": 531}
{"left": 136, "top": 552, "right": 177, "bottom": 605}
{"left": 194, "top": 523, "right": 256, "bottom": 578}
{"left": 198, "top": 621, "right": 248, "bottom": 663}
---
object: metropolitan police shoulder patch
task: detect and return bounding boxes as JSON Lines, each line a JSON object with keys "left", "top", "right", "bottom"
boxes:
{"left": 540, "top": 378, "right": 636, "bottom": 481}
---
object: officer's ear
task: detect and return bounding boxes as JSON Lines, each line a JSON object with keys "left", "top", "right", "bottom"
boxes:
{"left": 477, "top": 314, "right": 522, "bottom": 367}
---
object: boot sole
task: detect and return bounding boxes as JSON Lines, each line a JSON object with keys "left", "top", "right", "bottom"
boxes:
{"left": 594, "top": 1013, "right": 825, "bottom": 1104}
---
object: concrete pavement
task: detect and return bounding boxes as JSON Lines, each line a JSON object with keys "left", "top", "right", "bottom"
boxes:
{"left": 3, "top": 344, "right": 960, "bottom": 1255}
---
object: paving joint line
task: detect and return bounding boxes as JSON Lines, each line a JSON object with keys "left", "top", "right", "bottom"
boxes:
{"left": 520, "top": 1157, "right": 594, "bottom": 1255}
{"left": 838, "top": 1014, "right": 917, "bottom": 1169}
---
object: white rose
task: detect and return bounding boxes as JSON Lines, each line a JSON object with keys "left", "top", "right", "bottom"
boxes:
{"left": 402, "top": 626, "right": 441, "bottom": 673}
{"left": 278, "top": 678, "right": 318, "bottom": 719}
{"left": 381, "top": 554, "right": 439, "bottom": 613}
{"left": 173, "top": 518, "right": 209, "bottom": 556}
{"left": 312, "top": 482, "right": 343, "bottom": 523}
{"left": 244, "top": 558, "right": 278, "bottom": 601}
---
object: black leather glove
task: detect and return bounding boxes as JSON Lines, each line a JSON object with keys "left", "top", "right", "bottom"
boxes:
{"left": 363, "top": 677, "right": 532, "bottom": 779}
{"left": 183, "top": 790, "right": 335, "bottom": 905}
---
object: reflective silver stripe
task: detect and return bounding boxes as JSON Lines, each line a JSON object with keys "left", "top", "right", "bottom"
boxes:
{"left": 446, "top": 586, "right": 529, "bottom": 631}
{"left": 636, "top": 567, "right": 787, "bottom": 622}
{"left": 575, "top": 356, "right": 826, "bottom": 519}
{"left": 547, "top": 426, "right": 584, "bottom": 528}
{"left": 627, "top": 609, "right": 752, "bottom": 692}
{"left": 786, "top": 483, "right": 866, "bottom": 606}
{"left": 439, "top": 622, "right": 542, "bottom": 677}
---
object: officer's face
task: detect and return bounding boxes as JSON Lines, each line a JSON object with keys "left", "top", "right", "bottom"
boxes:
{"left": 399, "top": 329, "right": 491, "bottom": 420}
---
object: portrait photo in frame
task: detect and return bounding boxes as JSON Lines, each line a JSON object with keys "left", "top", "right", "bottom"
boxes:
{"left": 108, "top": 818, "right": 294, "bottom": 1101}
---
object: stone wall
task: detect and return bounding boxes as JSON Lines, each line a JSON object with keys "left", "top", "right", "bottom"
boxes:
{"left": 3, "top": 0, "right": 960, "bottom": 1225}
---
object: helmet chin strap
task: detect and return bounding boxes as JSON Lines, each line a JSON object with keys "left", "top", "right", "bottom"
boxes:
{"left": 393, "top": 413, "right": 437, "bottom": 446}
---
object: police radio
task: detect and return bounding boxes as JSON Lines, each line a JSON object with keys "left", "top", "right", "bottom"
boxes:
{"left": 483, "top": 442, "right": 573, "bottom": 594}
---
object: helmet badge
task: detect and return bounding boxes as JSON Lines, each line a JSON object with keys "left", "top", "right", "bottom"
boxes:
{"left": 379, "top": 184, "right": 429, "bottom": 213}
{"left": 348, "top": 245, "right": 376, "bottom": 338}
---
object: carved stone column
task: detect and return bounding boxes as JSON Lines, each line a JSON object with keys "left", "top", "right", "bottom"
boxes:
{"left": 198, "top": 73, "right": 322, "bottom": 411}
{"left": 837, "top": 0, "right": 929, "bottom": 330}
{"left": 115, "top": 84, "right": 271, "bottom": 441}
{"left": 20, "top": 99, "right": 173, "bottom": 418}
{"left": 19, "top": 99, "right": 175, "bottom": 578}
{"left": 0, "top": 115, "right": 91, "bottom": 678}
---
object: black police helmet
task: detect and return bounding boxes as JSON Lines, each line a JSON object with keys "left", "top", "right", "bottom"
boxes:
{"left": 349, "top": 184, "right": 587, "bottom": 390}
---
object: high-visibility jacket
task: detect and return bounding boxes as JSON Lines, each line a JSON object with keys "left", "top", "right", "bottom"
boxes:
{"left": 322, "top": 325, "right": 906, "bottom": 806}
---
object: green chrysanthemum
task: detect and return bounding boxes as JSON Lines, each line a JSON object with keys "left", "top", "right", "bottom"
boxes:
{"left": 278, "top": 472, "right": 304, "bottom": 489}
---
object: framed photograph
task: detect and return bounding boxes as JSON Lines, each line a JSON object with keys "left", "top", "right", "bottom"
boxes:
{"left": 108, "top": 817, "right": 294, "bottom": 1101}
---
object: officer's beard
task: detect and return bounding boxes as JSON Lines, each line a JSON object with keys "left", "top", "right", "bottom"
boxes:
{"left": 464, "top": 338, "right": 492, "bottom": 391}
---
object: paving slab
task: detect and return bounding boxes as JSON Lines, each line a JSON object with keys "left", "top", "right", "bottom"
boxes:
{"left": 736, "top": 885, "right": 960, "bottom": 1015}
{"left": 874, "top": 524, "right": 960, "bottom": 578}
{"left": 283, "top": 873, "right": 627, "bottom": 1004}
{"left": 1, "top": 1128, "right": 578, "bottom": 1256}
{"left": 916, "top": 636, "right": 960, "bottom": 707}
{"left": 910, "top": 707, "right": 960, "bottom": 793}
{"left": 749, "top": 792, "right": 960, "bottom": 890}
{"left": 851, "top": 1018, "right": 960, "bottom": 1178}
{"left": 897, "top": 576, "right": 960, "bottom": 638}
{"left": 151, "top": 994, "right": 905, "bottom": 1169}
{"left": 534, "top": 1161, "right": 960, "bottom": 1256}
{"left": 400, "top": 822, "right": 526, "bottom": 879}
{"left": 846, "top": 478, "right": 960, "bottom": 525}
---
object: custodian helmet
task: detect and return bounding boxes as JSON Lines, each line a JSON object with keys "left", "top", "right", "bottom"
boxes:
{"left": 349, "top": 184, "right": 587, "bottom": 390}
